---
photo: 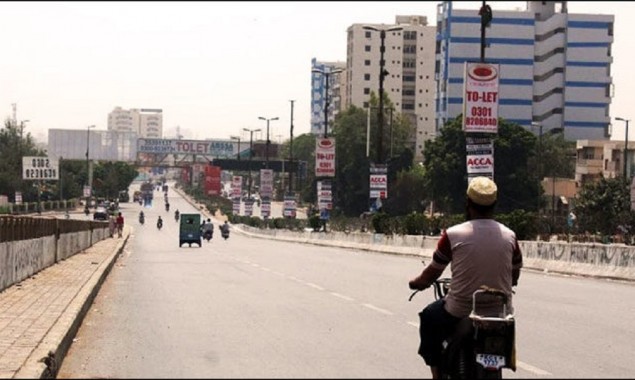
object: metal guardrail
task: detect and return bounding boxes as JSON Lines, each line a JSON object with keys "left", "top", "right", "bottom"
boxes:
{"left": 0, "top": 215, "right": 107, "bottom": 243}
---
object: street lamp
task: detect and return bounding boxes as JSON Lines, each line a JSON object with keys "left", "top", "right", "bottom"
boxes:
{"left": 243, "top": 127, "right": 261, "bottom": 199}
{"left": 616, "top": 117, "right": 630, "bottom": 181}
{"left": 258, "top": 116, "right": 279, "bottom": 168}
{"left": 363, "top": 24, "right": 403, "bottom": 164}
{"left": 230, "top": 135, "right": 241, "bottom": 161}
{"left": 312, "top": 67, "right": 343, "bottom": 139}
{"left": 289, "top": 100, "right": 295, "bottom": 194}
{"left": 85, "top": 125, "right": 95, "bottom": 211}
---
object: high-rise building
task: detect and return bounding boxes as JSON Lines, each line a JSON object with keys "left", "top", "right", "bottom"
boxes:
{"left": 107, "top": 107, "right": 163, "bottom": 138}
{"left": 311, "top": 58, "right": 346, "bottom": 137}
{"left": 345, "top": 15, "right": 437, "bottom": 163}
{"left": 435, "top": 1, "right": 614, "bottom": 141}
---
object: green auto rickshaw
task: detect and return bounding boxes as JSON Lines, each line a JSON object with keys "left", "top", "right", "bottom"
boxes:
{"left": 179, "top": 213, "right": 202, "bottom": 247}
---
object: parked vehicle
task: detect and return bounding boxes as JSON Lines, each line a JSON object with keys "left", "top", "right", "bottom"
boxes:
{"left": 409, "top": 278, "right": 516, "bottom": 379}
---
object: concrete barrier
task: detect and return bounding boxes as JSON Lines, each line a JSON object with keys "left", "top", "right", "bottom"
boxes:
{"left": 0, "top": 227, "right": 109, "bottom": 292}
{"left": 236, "top": 226, "right": 635, "bottom": 281}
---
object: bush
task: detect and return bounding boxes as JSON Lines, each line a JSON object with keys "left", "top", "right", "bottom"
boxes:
{"left": 371, "top": 212, "right": 390, "bottom": 234}
{"left": 308, "top": 215, "right": 322, "bottom": 231}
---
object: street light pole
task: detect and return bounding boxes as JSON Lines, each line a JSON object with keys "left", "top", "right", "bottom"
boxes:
{"left": 312, "top": 67, "right": 343, "bottom": 139}
{"left": 363, "top": 25, "right": 402, "bottom": 164}
{"left": 616, "top": 117, "right": 631, "bottom": 181}
{"left": 258, "top": 116, "right": 278, "bottom": 168}
{"left": 243, "top": 128, "right": 261, "bottom": 199}
{"left": 289, "top": 99, "right": 295, "bottom": 193}
{"left": 230, "top": 135, "right": 241, "bottom": 160}
{"left": 85, "top": 125, "right": 95, "bottom": 206}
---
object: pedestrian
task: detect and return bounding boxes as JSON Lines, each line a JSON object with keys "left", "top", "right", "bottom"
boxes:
{"left": 116, "top": 212, "right": 124, "bottom": 238}
{"left": 108, "top": 214, "right": 116, "bottom": 238}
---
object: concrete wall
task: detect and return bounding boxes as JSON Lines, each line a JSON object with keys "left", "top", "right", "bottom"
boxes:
{"left": 237, "top": 226, "right": 635, "bottom": 281}
{"left": 0, "top": 227, "right": 109, "bottom": 292}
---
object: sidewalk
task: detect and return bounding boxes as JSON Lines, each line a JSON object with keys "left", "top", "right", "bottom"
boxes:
{"left": 0, "top": 227, "right": 130, "bottom": 379}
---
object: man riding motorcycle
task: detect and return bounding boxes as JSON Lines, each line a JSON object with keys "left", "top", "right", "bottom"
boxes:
{"left": 201, "top": 218, "right": 214, "bottom": 241}
{"left": 174, "top": 209, "right": 180, "bottom": 222}
{"left": 157, "top": 215, "right": 163, "bottom": 230}
{"left": 408, "top": 177, "right": 523, "bottom": 379}
{"left": 139, "top": 211, "right": 145, "bottom": 224}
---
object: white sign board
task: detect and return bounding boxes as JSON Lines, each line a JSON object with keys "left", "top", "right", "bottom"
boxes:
{"left": 462, "top": 62, "right": 500, "bottom": 133}
{"left": 315, "top": 137, "right": 336, "bottom": 177}
{"left": 22, "top": 156, "right": 59, "bottom": 180}
{"left": 466, "top": 137, "right": 494, "bottom": 181}
{"left": 231, "top": 176, "right": 243, "bottom": 199}
{"left": 259, "top": 169, "right": 274, "bottom": 199}
{"left": 15, "top": 192, "right": 22, "bottom": 205}
{"left": 137, "top": 138, "right": 236, "bottom": 157}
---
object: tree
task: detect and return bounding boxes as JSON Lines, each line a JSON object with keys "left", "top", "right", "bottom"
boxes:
{"left": 279, "top": 133, "right": 316, "bottom": 203}
{"left": 422, "top": 116, "right": 540, "bottom": 214}
{"left": 383, "top": 163, "right": 427, "bottom": 215}
{"left": 574, "top": 177, "right": 633, "bottom": 236}
{"left": 92, "top": 161, "right": 138, "bottom": 199}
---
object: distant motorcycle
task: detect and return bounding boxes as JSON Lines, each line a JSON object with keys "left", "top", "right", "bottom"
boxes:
{"left": 157, "top": 218, "right": 163, "bottom": 230}
{"left": 139, "top": 214, "right": 145, "bottom": 225}
{"left": 220, "top": 224, "right": 230, "bottom": 240}
{"left": 203, "top": 230, "right": 213, "bottom": 242}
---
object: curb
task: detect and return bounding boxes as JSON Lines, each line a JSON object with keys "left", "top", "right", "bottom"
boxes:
{"left": 14, "top": 230, "right": 131, "bottom": 379}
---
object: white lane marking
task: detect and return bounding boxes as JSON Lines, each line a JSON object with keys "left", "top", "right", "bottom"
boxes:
{"left": 287, "top": 276, "right": 302, "bottom": 282}
{"left": 517, "top": 360, "right": 552, "bottom": 376}
{"left": 330, "top": 292, "right": 354, "bottom": 301}
{"left": 306, "top": 282, "right": 325, "bottom": 291}
{"left": 261, "top": 267, "right": 271, "bottom": 272}
{"left": 272, "top": 271, "right": 285, "bottom": 277}
{"left": 362, "top": 303, "right": 394, "bottom": 316}
{"left": 407, "top": 321, "right": 419, "bottom": 328}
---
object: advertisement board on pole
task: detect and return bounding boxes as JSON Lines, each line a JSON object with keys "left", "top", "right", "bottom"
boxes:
{"left": 315, "top": 137, "right": 336, "bottom": 177}
{"left": 466, "top": 136, "right": 494, "bottom": 182}
{"left": 462, "top": 62, "right": 500, "bottom": 134}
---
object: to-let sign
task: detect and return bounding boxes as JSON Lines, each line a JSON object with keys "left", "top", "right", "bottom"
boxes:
{"left": 462, "top": 62, "right": 500, "bottom": 133}
{"left": 22, "top": 156, "right": 59, "bottom": 180}
{"left": 315, "top": 137, "right": 336, "bottom": 177}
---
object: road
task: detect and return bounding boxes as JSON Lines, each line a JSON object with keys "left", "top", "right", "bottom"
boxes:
{"left": 57, "top": 184, "right": 635, "bottom": 378}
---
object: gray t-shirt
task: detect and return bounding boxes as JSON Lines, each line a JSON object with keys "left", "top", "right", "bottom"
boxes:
{"left": 430, "top": 219, "right": 523, "bottom": 318}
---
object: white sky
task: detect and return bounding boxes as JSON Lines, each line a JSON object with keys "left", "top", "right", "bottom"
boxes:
{"left": 1, "top": 1, "right": 633, "bottom": 145}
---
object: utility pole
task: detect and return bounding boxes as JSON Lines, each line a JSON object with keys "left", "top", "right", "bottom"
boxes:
{"left": 289, "top": 100, "right": 295, "bottom": 193}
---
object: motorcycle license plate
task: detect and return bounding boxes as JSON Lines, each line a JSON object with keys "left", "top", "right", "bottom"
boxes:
{"left": 476, "top": 353, "right": 505, "bottom": 370}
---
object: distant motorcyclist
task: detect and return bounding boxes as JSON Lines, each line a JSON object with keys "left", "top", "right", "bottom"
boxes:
{"left": 202, "top": 218, "right": 214, "bottom": 241}
{"left": 220, "top": 221, "right": 230, "bottom": 239}
{"left": 165, "top": 202, "right": 170, "bottom": 212}
{"left": 139, "top": 211, "right": 145, "bottom": 224}
{"left": 174, "top": 209, "right": 180, "bottom": 222}
{"left": 157, "top": 216, "right": 163, "bottom": 230}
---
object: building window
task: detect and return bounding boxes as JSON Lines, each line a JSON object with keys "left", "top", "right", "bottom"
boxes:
{"left": 364, "top": 73, "right": 371, "bottom": 80}
{"left": 403, "top": 75, "right": 416, "bottom": 82}
{"left": 365, "top": 60, "right": 371, "bottom": 66}
{"left": 365, "top": 45, "right": 371, "bottom": 52}
{"left": 364, "top": 88, "right": 370, "bottom": 95}
{"left": 363, "top": 101, "right": 369, "bottom": 108}
{"left": 365, "top": 31, "right": 371, "bottom": 38}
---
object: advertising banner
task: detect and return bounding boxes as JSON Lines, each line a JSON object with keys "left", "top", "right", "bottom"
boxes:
{"left": 259, "top": 169, "right": 274, "bottom": 199}
{"left": 315, "top": 137, "right": 336, "bottom": 177}
{"left": 317, "top": 180, "right": 332, "bottom": 210}
{"left": 232, "top": 199, "right": 241, "bottom": 215}
{"left": 231, "top": 176, "right": 243, "bottom": 199}
{"left": 22, "top": 156, "right": 59, "bottom": 180}
{"left": 244, "top": 199, "right": 254, "bottom": 217}
{"left": 204, "top": 165, "right": 222, "bottom": 196}
{"left": 15, "top": 192, "right": 22, "bottom": 205}
{"left": 261, "top": 199, "right": 271, "bottom": 218}
{"left": 283, "top": 194, "right": 297, "bottom": 218}
{"left": 137, "top": 138, "right": 236, "bottom": 157}
{"left": 462, "top": 62, "right": 500, "bottom": 133}
{"left": 369, "top": 164, "right": 388, "bottom": 199}
{"left": 466, "top": 136, "right": 494, "bottom": 181}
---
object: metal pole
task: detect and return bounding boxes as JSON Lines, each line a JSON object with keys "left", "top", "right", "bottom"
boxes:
{"left": 389, "top": 108, "right": 394, "bottom": 158}
{"left": 289, "top": 100, "right": 295, "bottom": 193}
{"left": 377, "top": 30, "right": 386, "bottom": 164}
{"left": 480, "top": 0, "right": 486, "bottom": 62}
{"left": 248, "top": 131, "right": 253, "bottom": 199}
{"left": 324, "top": 72, "right": 330, "bottom": 138}
{"left": 625, "top": 120, "right": 629, "bottom": 181}
{"left": 266, "top": 119, "right": 270, "bottom": 167}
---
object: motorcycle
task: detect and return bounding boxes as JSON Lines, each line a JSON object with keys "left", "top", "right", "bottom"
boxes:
{"left": 174, "top": 211, "right": 180, "bottom": 222}
{"left": 157, "top": 218, "right": 163, "bottom": 230}
{"left": 203, "top": 229, "right": 213, "bottom": 242}
{"left": 165, "top": 203, "right": 170, "bottom": 212}
{"left": 139, "top": 214, "right": 145, "bottom": 225}
{"left": 410, "top": 277, "right": 516, "bottom": 379}
{"left": 220, "top": 225, "right": 230, "bottom": 240}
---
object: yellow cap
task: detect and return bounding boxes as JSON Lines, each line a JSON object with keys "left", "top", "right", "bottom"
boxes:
{"left": 467, "top": 177, "right": 497, "bottom": 206}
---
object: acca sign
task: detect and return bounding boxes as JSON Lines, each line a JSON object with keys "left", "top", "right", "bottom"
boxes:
{"left": 462, "top": 62, "right": 500, "bottom": 133}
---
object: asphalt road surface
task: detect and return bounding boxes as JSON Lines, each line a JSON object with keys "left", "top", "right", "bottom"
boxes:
{"left": 57, "top": 184, "right": 635, "bottom": 378}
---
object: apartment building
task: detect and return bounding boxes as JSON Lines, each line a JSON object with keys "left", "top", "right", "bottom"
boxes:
{"left": 435, "top": 1, "right": 614, "bottom": 141}
{"left": 576, "top": 139, "right": 633, "bottom": 187}
{"left": 344, "top": 15, "right": 436, "bottom": 163}
{"left": 107, "top": 107, "right": 163, "bottom": 138}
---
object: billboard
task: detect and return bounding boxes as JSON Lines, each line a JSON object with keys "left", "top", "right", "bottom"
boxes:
{"left": 204, "top": 165, "right": 222, "bottom": 196}
{"left": 22, "top": 156, "right": 59, "bottom": 180}
{"left": 137, "top": 138, "right": 237, "bottom": 157}
{"left": 315, "top": 137, "right": 336, "bottom": 177}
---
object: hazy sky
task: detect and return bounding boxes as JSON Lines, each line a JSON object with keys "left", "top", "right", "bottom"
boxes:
{"left": 1, "top": 1, "right": 633, "bottom": 145}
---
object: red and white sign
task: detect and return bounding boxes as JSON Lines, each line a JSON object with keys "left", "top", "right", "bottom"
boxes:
{"left": 204, "top": 165, "right": 222, "bottom": 196}
{"left": 317, "top": 180, "right": 332, "bottom": 210}
{"left": 315, "top": 137, "right": 336, "bottom": 177}
{"left": 462, "top": 62, "right": 500, "bottom": 133}
{"left": 231, "top": 176, "right": 243, "bottom": 199}
{"left": 259, "top": 169, "right": 274, "bottom": 199}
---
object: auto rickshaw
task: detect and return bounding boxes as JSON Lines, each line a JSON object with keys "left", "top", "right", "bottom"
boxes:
{"left": 179, "top": 213, "right": 202, "bottom": 247}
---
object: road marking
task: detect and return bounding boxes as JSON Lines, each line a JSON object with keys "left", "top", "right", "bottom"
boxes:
{"left": 251, "top": 263, "right": 260, "bottom": 268}
{"left": 287, "top": 276, "right": 302, "bottom": 282}
{"left": 261, "top": 267, "right": 271, "bottom": 272}
{"left": 330, "top": 292, "right": 354, "bottom": 301}
{"left": 407, "top": 321, "right": 419, "bottom": 328}
{"left": 272, "top": 271, "right": 285, "bottom": 277}
{"left": 306, "top": 282, "right": 325, "bottom": 291}
{"left": 517, "top": 360, "right": 552, "bottom": 376}
{"left": 362, "top": 303, "right": 394, "bottom": 316}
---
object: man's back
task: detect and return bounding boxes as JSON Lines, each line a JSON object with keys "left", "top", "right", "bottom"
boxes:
{"left": 439, "top": 219, "right": 521, "bottom": 317}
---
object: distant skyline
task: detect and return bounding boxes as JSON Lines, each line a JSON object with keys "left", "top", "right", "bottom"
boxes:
{"left": 1, "top": 1, "right": 633, "bottom": 145}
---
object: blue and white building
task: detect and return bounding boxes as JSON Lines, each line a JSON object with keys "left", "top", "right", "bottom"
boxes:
{"left": 311, "top": 58, "right": 346, "bottom": 137}
{"left": 435, "top": 1, "right": 614, "bottom": 140}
